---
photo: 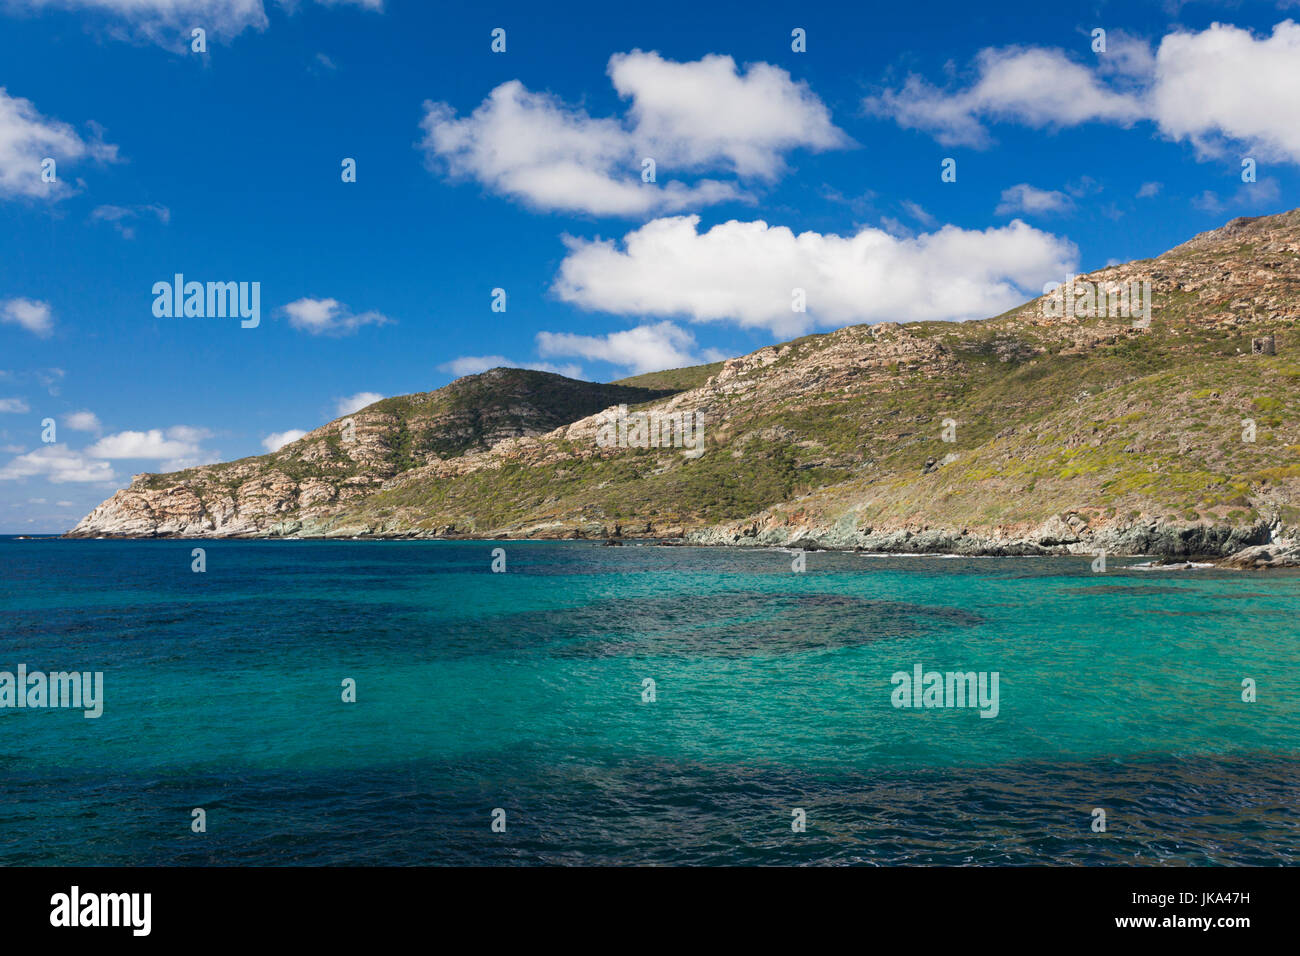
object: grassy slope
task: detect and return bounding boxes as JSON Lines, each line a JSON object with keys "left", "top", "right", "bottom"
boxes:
{"left": 611, "top": 362, "right": 724, "bottom": 393}
{"left": 346, "top": 306, "right": 1298, "bottom": 537}
{"left": 805, "top": 325, "right": 1299, "bottom": 531}
{"left": 133, "top": 368, "right": 680, "bottom": 492}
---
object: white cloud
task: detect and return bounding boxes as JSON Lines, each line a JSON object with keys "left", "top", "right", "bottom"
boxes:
{"left": 0, "top": 445, "right": 115, "bottom": 483}
{"left": 9, "top": 1, "right": 382, "bottom": 48}
{"left": 437, "top": 356, "right": 584, "bottom": 379}
{"left": 995, "top": 183, "right": 1075, "bottom": 216}
{"left": 0, "top": 398, "right": 30, "bottom": 413}
{"left": 14, "top": 0, "right": 267, "bottom": 43}
{"left": 865, "top": 46, "right": 1143, "bottom": 147}
{"left": 1149, "top": 20, "right": 1300, "bottom": 164}
{"left": 865, "top": 20, "right": 1300, "bottom": 166}
{"left": 1136, "top": 181, "right": 1162, "bottom": 198}
{"left": 0, "top": 87, "right": 118, "bottom": 200}
{"left": 1094, "top": 30, "right": 1158, "bottom": 81}
{"left": 262, "top": 429, "right": 308, "bottom": 452}
{"left": 86, "top": 425, "right": 213, "bottom": 460}
{"left": 64, "top": 410, "right": 101, "bottom": 432}
{"left": 877, "top": 216, "right": 912, "bottom": 238}
{"left": 419, "top": 83, "right": 740, "bottom": 217}
{"left": 162, "top": 425, "right": 214, "bottom": 444}
{"left": 334, "top": 391, "right": 383, "bottom": 415}
{"left": 553, "top": 215, "right": 1077, "bottom": 337}
{"left": 418, "top": 51, "right": 848, "bottom": 216}
{"left": 280, "top": 298, "right": 391, "bottom": 336}
{"left": 86, "top": 430, "right": 188, "bottom": 459}
{"left": 607, "top": 51, "right": 850, "bottom": 179}
{"left": 1, "top": 298, "right": 54, "bottom": 336}
{"left": 536, "top": 321, "right": 724, "bottom": 375}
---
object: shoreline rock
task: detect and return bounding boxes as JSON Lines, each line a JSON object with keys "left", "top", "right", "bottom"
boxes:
{"left": 60, "top": 517, "right": 1298, "bottom": 568}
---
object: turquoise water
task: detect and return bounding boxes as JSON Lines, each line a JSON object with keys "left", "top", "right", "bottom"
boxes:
{"left": 1, "top": 537, "right": 1296, "bottom": 864}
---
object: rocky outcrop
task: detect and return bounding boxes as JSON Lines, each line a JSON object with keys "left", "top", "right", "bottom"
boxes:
{"left": 684, "top": 512, "right": 1281, "bottom": 559}
{"left": 1218, "top": 541, "right": 1300, "bottom": 569}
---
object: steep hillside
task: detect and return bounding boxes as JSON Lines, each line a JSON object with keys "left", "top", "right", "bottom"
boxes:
{"left": 71, "top": 211, "right": 1300, "bottom": 559}
{"left": 69, "top": 368, "right": 676, "bottom": 537}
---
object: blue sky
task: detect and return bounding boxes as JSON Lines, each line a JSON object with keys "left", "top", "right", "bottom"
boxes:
{"left": 1, "top": 0, "right": 1297, "bottom": 531}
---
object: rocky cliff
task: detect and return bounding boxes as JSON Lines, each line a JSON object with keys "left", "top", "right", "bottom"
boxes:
{"left": 70, "top": 211, "right": 1300, "bottom": 561}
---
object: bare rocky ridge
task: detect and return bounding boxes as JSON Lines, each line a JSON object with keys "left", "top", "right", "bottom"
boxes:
{"left": 71, "top": 370, "right": 675, "bottom": 537}
{"left": 70, "top": 211, "right": 1300, "bottom": 565}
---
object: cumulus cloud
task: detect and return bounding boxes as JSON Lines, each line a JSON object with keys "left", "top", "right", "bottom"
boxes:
{"left": 1, "top": 298, "right": 54, "bottom": 336}
{"left": 552, "top": 215, "right": 1077, "bottom": 337}
{"left": 1149, "top": 20, "right": 1300, "bottom": 164}
{"left": 536, "top": 322, "right": 724, "bottom": 375}
{"left": 995, "top": 184, "right": 1075, "bottom": 216}
{"left": 262, "top": 429, "right": 307, "bottom": 452}
{"left": 418, "top": 82, "right": 739, "bottom": 217}
{"left": 334, "top": 392, "right": 383, "bottom": 415}
{"left": 0, "top": 88, "right": 118, "bottom": 200}
{"left": 86, "top": 425, "right": 213, "bottom": 460}
{"left": 0, "top": 398, "right": 30, "bottom": 413}
{"left": 0, "top": 445, "right": 115, "bottom": 483}
{"left": 865, "top": 20, "right": 1300, "bottom": 165}
{"left": 280, "top": 298, "right": 391, "bottom": 336}
{"left": 1136, "top": 181, "right": 1162, "bottom": 198}
{"left": 163, "top": 425, "right": 213, "bottom": 444}
{"left": 865, "top": 46, "right": 1143, "bottom": 147}
{"left": 64, "top": 410, "right": 101, "bottom": 432}
{"left": 607, "top": 51, "right": 850, "bottom": 178}
{"left": 1093, "top": 29, "right": 1158, "bottom": 81}
{"left": 437, "top": 356, "right": 583, "bottom": 379}
{"left": 419, "top": 51, "right": 848, "bottom": 216}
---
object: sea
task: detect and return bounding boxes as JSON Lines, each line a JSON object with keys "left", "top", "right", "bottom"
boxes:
{"left": 1, "top": 536, "right": 1296, "bottom": 865}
